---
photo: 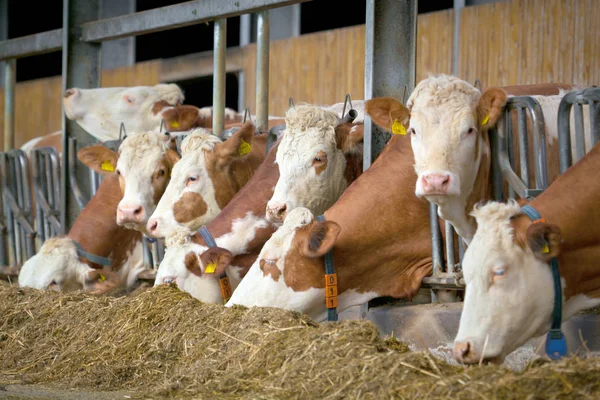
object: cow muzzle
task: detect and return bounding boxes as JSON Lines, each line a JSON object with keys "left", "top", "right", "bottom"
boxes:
{"left": 416, "top": 171, "right": 459, "bottom": 196}
{"left": 146, "top": 217, "right": 161, "bottom": 237}
{"left": 453, "top": 339, "right": 502, "bottom": 365}
{"left": 117, "top": 203, "right": 147, "bottom": 227}
{"left": 266, "top": 202, "right": 287, "bottom": 223}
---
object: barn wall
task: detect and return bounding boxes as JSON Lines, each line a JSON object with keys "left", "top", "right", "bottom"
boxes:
{"left": 1, "top": 0, "right": 598, "bottom": 145}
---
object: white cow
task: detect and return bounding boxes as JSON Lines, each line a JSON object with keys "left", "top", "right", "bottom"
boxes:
{"left": 265, "top": 104, "right": 364, "bottom": 223}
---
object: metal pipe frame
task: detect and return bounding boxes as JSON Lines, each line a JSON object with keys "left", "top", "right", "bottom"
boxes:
{"left": 558, "top": 87, "right": 600, "bottom": 172}
{"left": 0, "top": 29, "right": 63, "bottom": 61}
{"left": 4, "top": 59, "right": 15, "bottom": 151}
{"left": 496, "top": 96, "right": 548, "bottom": 199}
{"left": 255, "top": 11, "right": 270, "bottom": 133}
{"left": 80, "top": 0, "right": 310, "bottom": 43}
{"left": 212, "top": 19, "right": 227, "bottom": 136}
{"left": 31, "top": 148, "right": 62, "bottom": 244}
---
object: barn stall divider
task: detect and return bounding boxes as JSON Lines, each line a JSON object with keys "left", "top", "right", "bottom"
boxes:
{"left": 0, "top": 1, "right": 599, "bottom": 353}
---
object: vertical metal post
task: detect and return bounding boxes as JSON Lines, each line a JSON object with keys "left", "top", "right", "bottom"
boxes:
{"left": 255, "top": 11, "right": 270, "bottom": 133}
{"left": 364, "top": 0, "right": 417, "bottom": 170}
{"left": 3, "top": 59, "right": 15, "bottom": 151}
{"left": 238, "top": 14, "right": 251, "bottom": 112}
{"left": 212, "top": 19, "right": 226, "bottom": 136}
{"left": 61, "top": 0, "right": 101, "bottom": 233}
{"left": 429, "top": 203, "right": 443, "bottom": 276}
{"left": 452, "top": 0, "right": 464, "bottom": 75}
{"left": 445, "top": 223, "right": 455, "bottom": 273}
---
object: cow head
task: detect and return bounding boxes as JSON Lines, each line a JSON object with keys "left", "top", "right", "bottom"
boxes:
{"left": 147, "top": 122, "right": 257, "bottom": 238}
{"left": 78, "top": 132, "right": 180, "bottom": 234}
{"left": 18, "top": 237, "right": 121, "bottom": 294}
{"left": 63, "top": 84, "right": 184, "bottom": 142}
{"left": 454, "top": 200, "right": 562, "bottom": 364}
{"left": 154, "top": 233, "right": 240, "bottom": 303}
{"left": 226, "top": 207, "right": 350, "bottom": 321}
{"left": 266, "top": 105, "right": 363, "bottom": 224}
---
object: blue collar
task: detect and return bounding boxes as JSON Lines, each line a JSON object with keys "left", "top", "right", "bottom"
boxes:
{"left": 73, "top": 241, "right": 111, "bottom": 267}
{"left": 198, "top": 226, "right": 232, "bottom": 303}
{"left": 521, "top": 204, "right": 566, "bottom": 359}
{"left": 316, "top": 215, "right": 338, "bottom": 322}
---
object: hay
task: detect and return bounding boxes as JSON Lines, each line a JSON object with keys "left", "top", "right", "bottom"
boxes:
{"left": 1, "top": 282, "right": 600, "bottom": 399}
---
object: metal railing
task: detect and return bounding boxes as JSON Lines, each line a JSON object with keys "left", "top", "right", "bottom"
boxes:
{"left": 31, "top": 147, "right": 62, "bottom": 244}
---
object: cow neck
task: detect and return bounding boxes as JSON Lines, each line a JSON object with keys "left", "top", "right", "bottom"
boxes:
{"left": 192, "top": 141, "right": 281, "bottom": 270}
{"left": 518, "top": 143, "right": 600, "bottom": 299}
{"left": 462, "top": 128, "right": 492, "bottom": 242}
{"left": 323, "top": 134, "right": 433, "bottom": 299}
{"left": 67, "top": 174, "right": 142, "bottom": 270}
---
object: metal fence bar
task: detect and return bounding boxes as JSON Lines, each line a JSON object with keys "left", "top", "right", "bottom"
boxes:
{"left": 517, "top": 107, "right": 529, "bottom": 187}
{"left": 4, "top": 59, "right": 15, "bottom": 151}
{"left": 32, "top": 148, "right": 62, "bottom": 244}
{"left": 212, "top": 19, "right": 226, "bottom": 136}
{"left": 0, "top": 29, "right": 63, "bottom": 61}
{"left": 80, "top": 0, "right": 310, "bottom": 43}
{"left": 445, "top": 223, "right": 455, "bottom": 274}
{"left": 574, "top": 103, "right": 585, "bottom": 161}
{"left": 255, "top": 11, "right": 270, "bottom": 133}
{"left": 429, "top": 203, "right": 443, "bottom": 277}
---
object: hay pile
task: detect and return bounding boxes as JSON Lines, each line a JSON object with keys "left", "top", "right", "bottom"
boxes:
{"left": 1, "top": 282, "right": 600, "bottom": 399}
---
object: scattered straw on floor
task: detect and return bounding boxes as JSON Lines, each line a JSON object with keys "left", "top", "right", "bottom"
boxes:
{"left": 1, "top": 282, "right": 599, "bottom": 399}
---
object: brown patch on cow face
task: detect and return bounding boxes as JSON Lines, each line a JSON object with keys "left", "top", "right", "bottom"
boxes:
{"left": 184, "top": 251, "right": 202, "bottom": 276}
{"left": 312, "top": 151, "right": 328, "bottom": 175}
{"left": 173, "top": 192, "right": 208, "bottom": 224}
{"left": 152, "top": 149, "right": 180, "bottom": 205}
{"left": 260, "top": 259, "right": 281, "bottom": 281}
{"left": 152, "top": 100, "right": 172, "bottom": 115}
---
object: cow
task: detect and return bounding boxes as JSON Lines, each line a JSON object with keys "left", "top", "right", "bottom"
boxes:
{"left": 365, "top": 75, "right": 589, "bottom": 243}
{"left": 78, "top": 131, "right": 180, "bottom": 235}
{"left": 453, "top": 142, "right": 600, "bottom": 364}
{"left": 265, "top": 103, "right": 363, "bottom": 223}
{"left": 146, "top": 121, "right": 267, "bottom": 238}
{"left": 21, "top": 83, "right": 185, "bottom": 157}
{"left": 225, "top": 126, "right": 444, "bottom": 321}
{"left": 18, "top": 167, "right": 144, "bottom": 294}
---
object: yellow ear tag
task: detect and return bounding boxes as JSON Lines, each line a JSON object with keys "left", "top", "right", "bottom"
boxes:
{"left": 391, "top": 120, "right": 407, "bottom": 135}
{"left": 170, "top": 121, "right": 180, "bottom": 129}
{"left": 98, "top": 273, "right": 106, "bottom": 282}
{"left": 238, "top": 139, "right": 252, "bottom": 156}
{"left": 205, "top": 263, "right": 217, "bottom": 274}
{"left": 481, "top": 114, "right": 490, "bottom": 126}
{"left": 101, "top": 161, "right": 115, "bottom": 172}
{"left": 541, "top": 244, "right": 550, "bottom": 254}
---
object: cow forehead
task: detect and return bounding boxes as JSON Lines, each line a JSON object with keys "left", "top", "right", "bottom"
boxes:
{"left": 180, "top": 130, "right": 221, "bottom": 154}
{"left": 118, "top": 132, "right": 168, "bottom": 171}
{"left": 408, "top": 75, "right": 481, "bottom": 110}
{"left": 278, "top": 128, "right": 336, "bottom": 165}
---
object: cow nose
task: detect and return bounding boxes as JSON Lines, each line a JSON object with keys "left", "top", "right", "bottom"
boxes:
{"left": 117, "top": 204, "right": 145, "bottom": 224}
{"left": 64, "top": 88, "right": 78, "bottom": 98}
{"left": 422, "top": 173, "right": 451, "bottom": 195}
{"left": 147, "top": 218, "right": 159, "bottom": 235}
{"left": 453, "top": 340, "right": 473, "bottom": 363}
{"left": 266, "top": 203, "right": 287, "bottom": 223}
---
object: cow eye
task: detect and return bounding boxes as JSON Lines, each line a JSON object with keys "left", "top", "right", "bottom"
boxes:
{"left": 163, "top": 277, "right": 175, "bottom": 284}
{"left": 492, "top": 266, "right": 507, "bottom": 283}
{"left": 314, "top": 157, "right": 322, "bottom": 162}
{"left": 158, "top": 169, "right": 166, "bottom": 176}
{"left": 116, "top": 169, "right": 121, "bottom": 176}
{"left": 186, "top": 176, "right": 198, "bottom": 186}
{"left": 467, "top": 127, "right": 475, "bottom": 134}
{"left": 48, "top": 280, "right": 60, "bottom": 290}
{"left": 408, "top": 128, "right": 416, "bottom": 135}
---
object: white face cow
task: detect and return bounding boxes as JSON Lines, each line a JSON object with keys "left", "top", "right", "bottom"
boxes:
{"left": 77, "top": 132, "right": 180, "bottom": 234}
{"left": 18, "top": 237, "right": 118, "bottom": 294}
{"left": 454, "top": 200, "right": 566, "bottom": 364}
{"left": 154, "top": 233, "right": 241, "bottom": 303}
{"left": 266, "top": 104, "right": 363, "bottom": 223}
{"left": 226, "top": 207, "right": 348, "bottom": 322}
{"left": 147, "top": 122, "right": 258, "bottom": 238}
{"left": 368, "top": 75, "right": 507, "bottom": 241}
{"left": 63, "top": 84, "right": 184, "bottom": 142}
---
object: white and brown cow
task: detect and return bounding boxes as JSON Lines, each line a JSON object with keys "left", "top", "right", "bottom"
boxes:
{"left": 146, "top": 122, "right": 267, "bottom": 238}
{"left": 366, "top": 75, "right": 587, "bottom": 243}
{"left": 225, "top": 128, "right": 439, "bottom": 321}
{"left": 453, "top": 142, "right": 600, "bottom": 364}
{"left": 21, "top": 84, "right": 185, "bottom": 157}
{"left": 265, "top": 104, "right": 363, "bottom": 223}
{"left": 78, "top": 131, "right": 180, "bottom": 235}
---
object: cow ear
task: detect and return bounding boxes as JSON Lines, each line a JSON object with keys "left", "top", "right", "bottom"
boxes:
{"left": 365, "top": 97, "right": 410, "bottom": 135}
{"left": 335, "top": 123, "right": 364, "bottom": 154}
{"left": 302, "top": 221, "right": 341, "bottom": 258}
{"left": 162, "top": 106, "right": 202, "bottom": 131}
{"left": 213, "top": 121, "right": 255, "bottom": 165}
{"left": 165, "top": 148, "right": 181, "bottom": 168}
{"left": 84, "top": 269, "right": 122, "bottom": 295}
{"left": 476, "top": 87, "right": 508, "bottom": 129}
{"left": 199, "top": 247, "right": 233, "bottom": 277}
{"left": 77, "top": 145, "right": 119, "bottom": 175}
{"left": 525, "top": 222, "right": 561, "bottom": 262}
